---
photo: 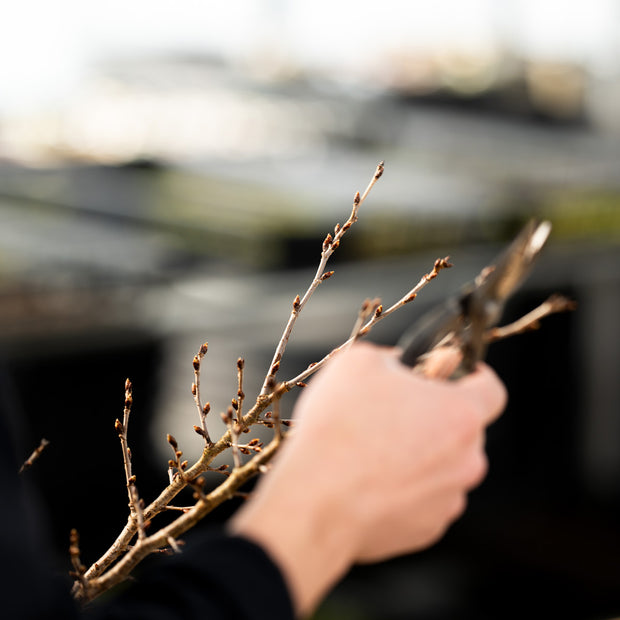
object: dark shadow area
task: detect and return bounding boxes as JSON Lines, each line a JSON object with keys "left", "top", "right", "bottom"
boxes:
{"left": 1, "top": 329, "right": 165, "bottom": 566}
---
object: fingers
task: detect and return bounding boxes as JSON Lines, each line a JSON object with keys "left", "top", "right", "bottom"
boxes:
{"left": 412, "top": 345, "right": 463, "bottom": 380}
{"left": 456, "top": 362, "right": 508, "bottom": 425}
{"left": 362, "top": 343, "right": 507, "bottom": 428}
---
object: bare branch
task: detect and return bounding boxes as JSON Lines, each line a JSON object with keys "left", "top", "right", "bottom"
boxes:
{"left": 192, "top": 342, "right": 212, "bottom": 446}
{"left": 74, "top": 434, "right": 283, "bottom": 603}
{"left": 18, "top": 437, "right": 50, "bottom": 474}
{"left": 260, "top": 161, "right": 385, "bottom": 396}
{"left": 69, "top": 529, "right": 87, "bottom": 588}
{"left": 70, "top": 163, "right": 524, "bottom": 606}
{"left": 235, "top": 358, "right": 246, "bottom": 431}
{"left": 167, "top": 536, "right": 183, "bottom": 554}
{"left": 285, "top": 256, "right": 452, "bottom": 387}
{"left": 115, "top": 379, "right": 147, "bottom": 541}
{"left": 220, "top": 407, "right": 243, "bottom": 471}
{"left": 348, "top": 298, "right": 382, "bottom": 343}
{"left": 485, "top": 294, "right": 576, "bottom": 343}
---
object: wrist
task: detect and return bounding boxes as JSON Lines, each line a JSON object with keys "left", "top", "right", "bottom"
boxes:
{"left": 229, "top": 457, "right": 356, "bottom": 617}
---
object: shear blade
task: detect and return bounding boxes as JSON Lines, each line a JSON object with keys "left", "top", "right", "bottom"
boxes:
{"left": 399, "top": 219, "right": 552, "bottom": 374}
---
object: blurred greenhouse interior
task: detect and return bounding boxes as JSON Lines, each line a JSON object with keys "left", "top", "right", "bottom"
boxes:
{"left": 1, "top": 2, "right": 620, "bottom": 619}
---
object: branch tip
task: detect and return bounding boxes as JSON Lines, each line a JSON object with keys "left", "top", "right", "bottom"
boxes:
{"left": 19, "top": 437, "right": 50, "bottom": 474}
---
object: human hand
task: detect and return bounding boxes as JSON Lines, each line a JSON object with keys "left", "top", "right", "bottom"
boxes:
{"left": 230, "top": 342, "right": 506, "bottom": 616}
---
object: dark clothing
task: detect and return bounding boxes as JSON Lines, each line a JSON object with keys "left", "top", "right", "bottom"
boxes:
{"left": 1, "top": 369, "right": 294, "bottom": 620}
{"left": 86, "top": 532, "right": 295, "bottom": 620}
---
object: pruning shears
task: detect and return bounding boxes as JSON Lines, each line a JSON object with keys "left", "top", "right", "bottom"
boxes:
{"left": 399, "top": 219, "right": 552, "bottom": 377}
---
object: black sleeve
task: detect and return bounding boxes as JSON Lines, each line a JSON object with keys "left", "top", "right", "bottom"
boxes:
{"left": 87, "top": 530, "right": 296, "bottom": 620}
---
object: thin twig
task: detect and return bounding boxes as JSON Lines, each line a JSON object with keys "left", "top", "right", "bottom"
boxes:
{"left": 485, "top": 294, "right": 576, "bottom": 343}
{"left": 166, "top": 434, "right": 187, "bottom": 481}
{"left": 115, "top": 379, "right": 146, "bottom": 540}
{"left": 18, "top": 437, "right": 50, "bottom": 474}
{"left": 285, "top": 257, "right": 452, "bottom": 387}
{"left": 192, "top": 343, "right": 212, "bottom": 446}
{"left": 270, "top": 383, "right": 288, "bottom": 442}
{"left": 221, "top": 407, "right": 242, "bottom": 471}
{"left": 260, "top": 161, "right": 385, "bottom": 396}
{"left": 69, "top": 528, "right": 88, "bottom": 589}
{"left": 348, "top": 298, "right": 382, "bottom": 344}
{"left": 167, "top": 536, "right": 183, "bottom": 554}
{"left": 235, "top": 358, "right": 245, "bottom": 430}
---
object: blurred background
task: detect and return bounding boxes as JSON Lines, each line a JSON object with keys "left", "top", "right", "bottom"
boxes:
{"left": 1, "top": 1, "right": 620, "bottom": 618}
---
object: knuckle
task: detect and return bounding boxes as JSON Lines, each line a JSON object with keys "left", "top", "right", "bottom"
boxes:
{"left": 451, "top": 405, "right": 482, "bottom": 445}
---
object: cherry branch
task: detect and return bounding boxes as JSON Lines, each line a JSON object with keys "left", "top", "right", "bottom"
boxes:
{"left": 284, "top": 257, "right": 452, "bottom": 388}
{"left": 75, "top": 433, "right": 283, "bottom": 602}
{"left": 68, "top": 164, "right": 454, "bottom": 604}
{"left": 259, "top": 161, "right": 385, "bottom": 396}
{"left": 18, "top": 437, "right": 50, "bottom": 474}
{"left": 191, "top": 342, "right": 212, "bottom": 446}
{"left": 69, "top": 529, "right": 87, "bottom": 589}
{"left": 114, "top": 379, "right": 147, "bottom": 539}
{"left": 485, "top": 294, "right": 576, "bottom": 343}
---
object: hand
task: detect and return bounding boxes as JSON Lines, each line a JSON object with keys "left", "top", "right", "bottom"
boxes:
{"left": 230, "top": 342, "right": 506, "bottom": 616}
